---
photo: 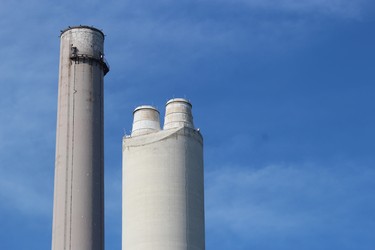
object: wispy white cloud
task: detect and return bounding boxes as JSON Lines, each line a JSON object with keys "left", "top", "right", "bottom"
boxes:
{"left": 0, "top": 170, "right": 53, "bottom": 216}
{"left": 211, "top": 0, "right": 369, "bottom": 19}
{"left": 0, "top": 31, "right": 56, "bottom": 216}
{"left": 99, "top": 0, "right": 371, "bottom": 84}
{"left": 205, "top": 163, "right": 375, "bottom": 244}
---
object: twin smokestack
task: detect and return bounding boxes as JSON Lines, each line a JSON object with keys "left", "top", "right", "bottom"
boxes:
{"left": 123, "top": 99, "right": 204, "bottom": 249}
{"left": 52, "top": 26, "right": 205, "bottom": 250}
{"left": 132, "top": 98, "right": 194, "bottom": 136}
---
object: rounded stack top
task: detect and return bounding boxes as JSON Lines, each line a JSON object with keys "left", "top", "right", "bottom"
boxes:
{"left": 166, "top": 98, "right": 192, "bottom": 107}
{"left": 60, "top": 25, "right": 105, "bottom": 38}
{"left": 133, "top": 105, "right": 159, "bottom": 114}
{"left": 164, "top": 98, "right": 194, "bottom": 130}
{"left": 131, "top": 105, "right": 161, "bottom": 136}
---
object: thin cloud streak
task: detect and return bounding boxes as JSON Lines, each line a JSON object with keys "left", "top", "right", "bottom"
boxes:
{"left": 205, "top": 163, "right": 375, "bottom": 248}
{"left": 102, "top": 0, "right": 371, "bottom": 85}
{"left": 0, "top": 171, "right": 52, "bottom": 216}
{"left": 214, "top": 0, "right": 368, "bottom": 18}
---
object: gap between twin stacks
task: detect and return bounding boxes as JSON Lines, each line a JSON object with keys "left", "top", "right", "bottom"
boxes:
{"left": 129, "top": 98, "right": 199, "bottom": 137}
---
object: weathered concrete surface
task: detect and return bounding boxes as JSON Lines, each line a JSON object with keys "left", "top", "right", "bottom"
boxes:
{"left": 52, "top": 26, "right": 107, "bottom": 250}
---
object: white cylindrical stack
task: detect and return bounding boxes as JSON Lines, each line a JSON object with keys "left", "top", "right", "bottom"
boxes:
{"left": 131, "top": 105, "right": 161, "bottom": 136}
{"left": 52, "top": 26, "right": 107, "bottom": 250}
{"left": 123, "top": 98, "right": 205, "bottom": 250}
{"left": 164, "top": 98, "right": 194, "bottom": 129}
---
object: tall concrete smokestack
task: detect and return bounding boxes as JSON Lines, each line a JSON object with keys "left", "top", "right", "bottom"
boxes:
{"left": 122, "top": 98, "right": 205, "bottom": 250}
{"left": 52, "top": 26, "right": 109, "bottom": 250}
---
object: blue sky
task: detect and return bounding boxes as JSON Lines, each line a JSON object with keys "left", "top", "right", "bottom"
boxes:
{"left": 0, "top": 0, "right": 374, "bottom": 249}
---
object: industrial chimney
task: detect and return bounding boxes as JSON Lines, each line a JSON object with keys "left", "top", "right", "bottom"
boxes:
{"left": 52, "top": 26, "right": 109, "bottom": 250}
{"left": 122, "top": 98, "right": 205, "bottom": 250}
